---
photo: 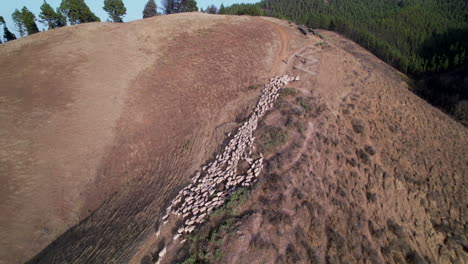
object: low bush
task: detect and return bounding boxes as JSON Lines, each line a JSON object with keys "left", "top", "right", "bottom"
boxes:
{"left": 258, "top": 126, "right": 288, "bottom": 153}
{"left": 280, "top": 87, "right": 298, "bottom": 98}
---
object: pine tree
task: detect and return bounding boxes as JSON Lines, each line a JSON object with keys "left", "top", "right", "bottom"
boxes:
{"left": 12, "top": 9, "right": 26, "bottom": 37}
{"left": 161, "top": 0, "right": 177, "bottom": 14}
{"left": 40, "top": 1, "right": 56, "bottom": 28}
{"left": 162, "top": 0, "right": 198, "bottom": 14}
{"left": 12, "top": 7, "right": 40, "bottom": 36}
{"left": 219, "top": 4, "right": 226, "bottom": 14}
{"left": 0, "top": 16, "right": 17, "bottom": 42}
{"left": 206, "top": 5, "right": 218, "bottom": 14}
{"left": 55, "top": 8, "right": 67, "bottom": 27}
{"left": 21, "top": 7, "right": 40, "bottom": 35}
{"left": 179, "top": 0, "right": 198, "bottom": 12}
{"left": 39, "top": 1, "right": 66, "bottom": 29}
{"left": 60, "top": 0, "right": 101, "bottom": 25}
{"left": 103, "top": 0, "right": 127, "bottom": 22}
{"left": 3, "top": 25, "right": 17, "bottom": 41}
{"left": 143, "top": 0, "right": 158, "bottom": 18}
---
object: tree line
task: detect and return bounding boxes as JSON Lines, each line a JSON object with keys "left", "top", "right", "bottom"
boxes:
{"left": 222, "top": 0, "right": 467, "bottom": 77}
{"left": 2, "top": 0, "right": 465, "bottom": 124}
{"left": 1, "top": 0, "right": 202, "bottom": 43}
{"left": 219, "top": 0, "right": 468, "bottom": 125}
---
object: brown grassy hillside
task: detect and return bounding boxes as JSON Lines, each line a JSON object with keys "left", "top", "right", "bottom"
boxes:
{"left": 0, "top": 13, "right": 300, "bottom": 264}
{"left": 171, "top": 28, "right": 467, "bottom": 264}
{"left": 0, "top": 13, "right": 466, "bottom": 264}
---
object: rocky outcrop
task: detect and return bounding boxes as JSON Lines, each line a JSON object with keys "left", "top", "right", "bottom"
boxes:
{"left": 161, "top": 75, "right": 299, "bottom": 236}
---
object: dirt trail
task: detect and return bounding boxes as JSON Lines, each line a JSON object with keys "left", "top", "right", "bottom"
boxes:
{"left": 266, "top": 19, "right": 290, "bottom": 76}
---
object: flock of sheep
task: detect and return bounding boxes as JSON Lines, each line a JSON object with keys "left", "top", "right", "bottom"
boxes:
{"left": 160, "top": 75, "right": 299, "bottom": 240}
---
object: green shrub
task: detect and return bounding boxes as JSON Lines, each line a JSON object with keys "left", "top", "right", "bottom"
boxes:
{"left": 248, "top": 84, "right": 262, "bottom": 90}
{"left": 182, "top": 255, "right": 196, "bottom": 264}
{"left": 215, "top": 248, "right": 223, "bottom": 260}
{"left": 280, "top": 88, "right": 297, "bottom": 98}
{"left": 181, "top": 187, "right": 252, "bottom": 263}
{"left": 260, "top": 127, "right": 288, "bottom": 153}
{"left": 296, "top": 97, "right": 311, "bottom": 113}
{"left": 259, "top": 126, "right": 288, "bottom": 153}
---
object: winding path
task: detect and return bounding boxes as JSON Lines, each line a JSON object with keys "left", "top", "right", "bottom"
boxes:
{"left": 265, "top": 19, "right": 290, "bottom": 76}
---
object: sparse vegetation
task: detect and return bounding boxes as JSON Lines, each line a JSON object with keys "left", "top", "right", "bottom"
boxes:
{"left": 314, "top": 41, "right": 329, "bottom": 48}
{"left": 286, "top": 243, "right": 301, "bottom": 263}
{"left": 249, "top": 233, "right": 273, "bottom": 250}
{"left": 181, "top": 255, "right": 196, "bottom": 264}
{"left": 264, "top": 209, "right": 292, "bottom": 225}
{"left": 364, "top": 145, "right": 376, "bottom": 156}
{"left": 258, "top": 126, "right": 288, "bottom": 153}
{"left": 214, "top": 248, "right": 222, "bottom": 260}
{"left": 295, "top": 97, "right": 311, "bottom": 113}
{"left": 181, "top": 187, "right": 252, "bottom": 263}
{"left": 351, "top": 119, "right": 365, "bottom": 134}
{"left": 315, "top": 31, "right": 325, "bottom": 39}
{"left": 248, "top": 84, "right": 262, "bottom": 90}
{"left": 294, "top": 121, "right": 306, "bottom": 137}
{"left": 279, "top": 87, "right": 297, "bottom": 98}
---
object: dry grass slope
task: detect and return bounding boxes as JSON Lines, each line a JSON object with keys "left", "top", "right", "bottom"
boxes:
{"left": 171, "top": 29, "right": 467, "bottom": 264}
{"left": 0, "top": 13, "right": 293, "bottom": 264}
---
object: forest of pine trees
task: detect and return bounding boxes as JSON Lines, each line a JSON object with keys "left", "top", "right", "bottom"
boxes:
{"left": 258, "top": 0, "right": 468, "bottom": 76}
{"left": 218, "top": 3, "right": 264, "bottom": 16}
{"left": 222, "top": 0, "right": 467, "bottom": 76}
{"left": 221, "top": 0, "right": 468, "bottom": 125}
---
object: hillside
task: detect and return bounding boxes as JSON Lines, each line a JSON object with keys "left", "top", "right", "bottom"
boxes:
{"left": 171, "top": 29, "right": 467, "bottom": 264}
{"left": 0, "top": 13, "right": 284, "bottom": 263}
{"left": 221, "top": 0, "right": 468, "bottom": 125}
{"left": 0, "top": 13, "right": 466, "bottom": 264}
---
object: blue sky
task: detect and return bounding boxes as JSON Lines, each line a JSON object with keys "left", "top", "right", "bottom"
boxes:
{"left": 1, "top": 0, "right": 259, "bottom": 38}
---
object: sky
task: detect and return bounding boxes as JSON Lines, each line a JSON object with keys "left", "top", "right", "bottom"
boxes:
{"left": 1, "top": 0, "right": 259, "bottom": 37}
